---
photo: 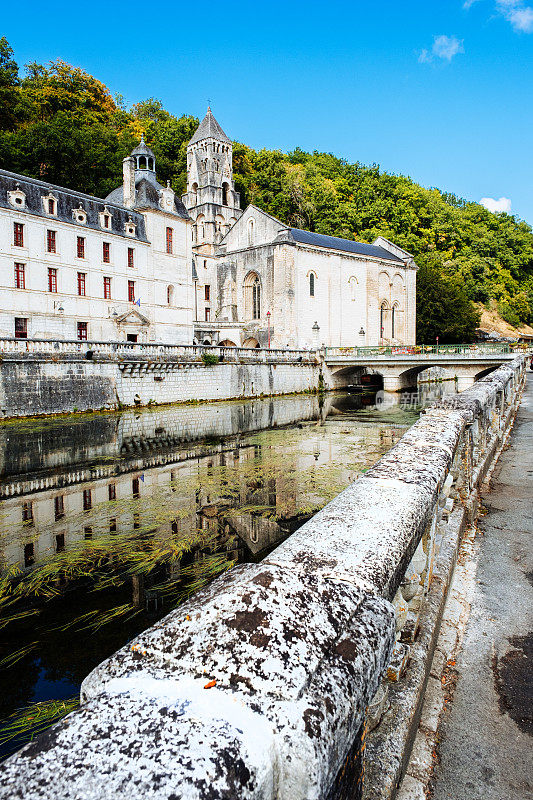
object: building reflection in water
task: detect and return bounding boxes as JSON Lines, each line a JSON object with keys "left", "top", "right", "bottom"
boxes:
{"left": 0, "top": 389, "right": 438, "bottom": 757}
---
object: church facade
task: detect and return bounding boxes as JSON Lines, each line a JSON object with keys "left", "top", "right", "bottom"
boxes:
{"left": 0, "top": 109, "right": 416, "bottom": 348}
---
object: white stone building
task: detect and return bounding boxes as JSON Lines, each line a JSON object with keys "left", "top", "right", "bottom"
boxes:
{"left": 0, "top": 139, "right": 193, "bottom": 343}
{"left": 0, "top": 109, "right": 416, "bottom": 347}
{"left": 183, "top": 108, "right": 417, "bottom": 349}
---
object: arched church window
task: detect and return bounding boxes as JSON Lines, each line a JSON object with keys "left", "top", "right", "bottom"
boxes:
{"left": 197, "top": 214, "right": 205, "bottom": 241}
{"left": 244, "top": 272, "right": 261, "bottom": 320}
{"left": 167, "top": 285, "right": 174, "bottom": 306}
{"left": 248, "top": 218, "right": 255, "bottom": 246}
{"left": 348, "top": 276, "right": 358, "bottom": 301}
{"left": 222, "top": 182, "right": 230, "bottom": 206}
{"left": 191, "top": 182, "right": 198, "bottom": 204}
{"left": 309, "top": 272, "right": 315, "bottom": 297}
{"left": 380, "top": 302, "right": 387, "bottom": 338}
{"left": 253, "top": 280, "right": 261, "bottom": 319}
{"left": 138, "top": 156, "right": 146, "bottom": 170}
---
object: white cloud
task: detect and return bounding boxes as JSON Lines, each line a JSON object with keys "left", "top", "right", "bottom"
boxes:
{"left": 418, "top": 35, "right": 464, "bottom": 63}
{"left": 480, "top": 196, "right": 512, "bottom": 213}
{"left": 495, "top": 0, "right": 533, "bottom": 31}
{"left": 464, "top": 0, "right": 533, "bottom": 32}
{"left": 505, "top": 5, "right": 533, "bottom": 30}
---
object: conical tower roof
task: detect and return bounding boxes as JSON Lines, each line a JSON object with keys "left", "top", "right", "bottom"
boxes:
{"left": 131, "top": 134, "right": 155, "bottom": 158}
{"left": 189, "top": 107, "right": 232, "bottom": 145}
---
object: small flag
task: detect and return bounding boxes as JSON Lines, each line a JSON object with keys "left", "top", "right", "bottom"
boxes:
{"left": 135, "top": 298, "right": 141, "bottom": 307}
{"left": 140, "top": 474, "right": 145, "bottom": 483}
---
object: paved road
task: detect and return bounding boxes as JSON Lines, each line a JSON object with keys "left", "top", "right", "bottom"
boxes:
{"left": 431, "top": 374, "right": 533, "bottom": 800}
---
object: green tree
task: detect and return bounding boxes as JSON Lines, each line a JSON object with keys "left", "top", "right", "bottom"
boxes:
{"left": 0, "top": 37, "right": 19, "bottom": 131}
{"left": 416, "top": 258, "right": 481, "bottom": 343}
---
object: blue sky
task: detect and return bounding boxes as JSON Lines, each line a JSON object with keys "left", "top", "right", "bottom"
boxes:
{"left": 3, "top": 0, "right": 533, "bottom": 223}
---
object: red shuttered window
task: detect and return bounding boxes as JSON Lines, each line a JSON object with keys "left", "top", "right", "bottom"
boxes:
{"left": 127, "top": 247, "right": 134, "bottom": 268}
{"left": 48, "top": 268, "right": 57, "bottom": 293}
{"left": 103, "top": 277, "right": 111, "bottom": 299}
{"left": 77, "top": 237, "right": 85, "bottom": 259}
{"left": 128, "top": 280, "right": 135, "bottom": 303}
{"left": 166, "top": 227, "right": 173, "bottom": 254}
{"left": 47, "top": 230, "right": 56, "bottom": 253}
{"left": 77, "top": 272, "right": 86, "bottom": 296}
{"left": 103, "top": 242, "right": 110, "bottom": 263}
{"left": 15, "top": 318, "right": 27, "bottom": 339}
{"left": 14, "top": 263, "right": 25, "bottom": 289}
{"left": 14, "top": 223, "right": 24, "bottom": 247}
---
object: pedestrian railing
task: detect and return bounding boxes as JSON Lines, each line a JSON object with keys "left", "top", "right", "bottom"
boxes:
{"left": 324, "top": 342, "right": 523, "bottom": 358}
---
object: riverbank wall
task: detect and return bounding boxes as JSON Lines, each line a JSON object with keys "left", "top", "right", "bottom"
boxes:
{"left": 0, "top": 342, "right": 321, "bottom": 418}
{"left": 0, "top": 357, "right": 525, "bottom": 800}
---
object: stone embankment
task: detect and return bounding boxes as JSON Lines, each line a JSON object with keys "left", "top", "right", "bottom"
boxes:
{"left": 0, "top": 357, "right": 525, "bottom": 800}
{"left": 0, "top": 339, "right": 321, "bottom": 417}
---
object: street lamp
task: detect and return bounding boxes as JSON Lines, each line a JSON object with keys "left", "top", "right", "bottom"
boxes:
{"left": 312, "top": 321, "right": 320, "bottom": 349}
{"left": 266, "top": 310, "right": 271, "bottom": 348}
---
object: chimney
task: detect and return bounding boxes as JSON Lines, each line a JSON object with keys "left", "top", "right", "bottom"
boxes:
{"left": 122, "top": 156, "right": 135, "bottom": 208}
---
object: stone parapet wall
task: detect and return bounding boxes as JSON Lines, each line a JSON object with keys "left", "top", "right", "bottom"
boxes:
{"left": 0, "top": 358, "right": 525, "bottom": 799}
{"left": 0, "top": 350, "right": 321, "bottom": 418}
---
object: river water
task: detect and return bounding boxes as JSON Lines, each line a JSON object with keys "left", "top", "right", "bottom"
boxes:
{"left": 0, "top": 386, "right": 451, "bottom": 758}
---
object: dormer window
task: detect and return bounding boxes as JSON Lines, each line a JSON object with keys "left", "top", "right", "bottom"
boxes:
{"left": 125, "top": 216, "right": 136, "bottom": 237}
{"left": 72, "top": 204, "right": 87, "bottom": 225}
{"left": 99, "top": 206, "right": 112, "bottom": 229}
{"left": 8, "top": 184, "right": 26, "bottom": 210}
{"left": 42, "top": 193, "right": 58, "bottom": 215}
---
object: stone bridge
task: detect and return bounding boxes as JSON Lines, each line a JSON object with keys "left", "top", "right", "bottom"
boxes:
{"left": 0, "top": 356, "right": 526, "bottom": 800}
{"left": 323, "top": 345, "right": 520, "bottom": 392}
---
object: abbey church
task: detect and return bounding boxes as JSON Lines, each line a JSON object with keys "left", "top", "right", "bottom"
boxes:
{"left": 0, "top": 108, "right": 416, "bottom": 348}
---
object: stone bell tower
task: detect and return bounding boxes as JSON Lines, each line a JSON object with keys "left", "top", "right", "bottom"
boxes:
{"left": 182, "top": 108, "right": 242, "bottom": 254}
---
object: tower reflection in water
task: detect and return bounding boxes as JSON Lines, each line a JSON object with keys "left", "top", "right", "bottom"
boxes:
{"left": 0, "top": 390, "right": 427, "bottom": 757}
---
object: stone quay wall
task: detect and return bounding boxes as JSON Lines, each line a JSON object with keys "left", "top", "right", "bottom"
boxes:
{"left": 0, "top": 339, "right": 321, "bottom": 417}
{"left": 0, "top": 357, "right": 525, "bottom": 800}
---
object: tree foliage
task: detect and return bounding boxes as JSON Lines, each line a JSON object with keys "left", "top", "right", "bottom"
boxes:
{"left": 1, "top": 39, "right": 532, "bottom": 341}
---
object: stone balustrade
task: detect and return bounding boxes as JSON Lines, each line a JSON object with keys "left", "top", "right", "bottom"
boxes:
{"left": 0, "top": 357, "right": 525, "bottom": 800}
{"left": 0, "top": 336, "right": 317, "bottom": 364}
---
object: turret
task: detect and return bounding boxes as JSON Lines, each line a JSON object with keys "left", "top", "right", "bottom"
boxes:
{"left": 183, "top": 108, "right": 242, "bottom": 252}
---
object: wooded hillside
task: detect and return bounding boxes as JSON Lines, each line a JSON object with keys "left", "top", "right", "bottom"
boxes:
{"left": 1, "top": 38, "right": 532, "bottom": 342}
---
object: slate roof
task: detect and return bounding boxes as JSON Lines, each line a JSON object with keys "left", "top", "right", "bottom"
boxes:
{"left": 105, "top": 172, "right": 189, "bottom": 219}
{"left": 0, "top": 169, "right": 148, "bottom": 242}
{"left": 131, "top": 136, "right": 155, "bottom": 159}
{"left": 189, "top": 108, "right": 232, "bottom": 146}
{"left": 288, "top": 228, "right": 404, "bottom": 263}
